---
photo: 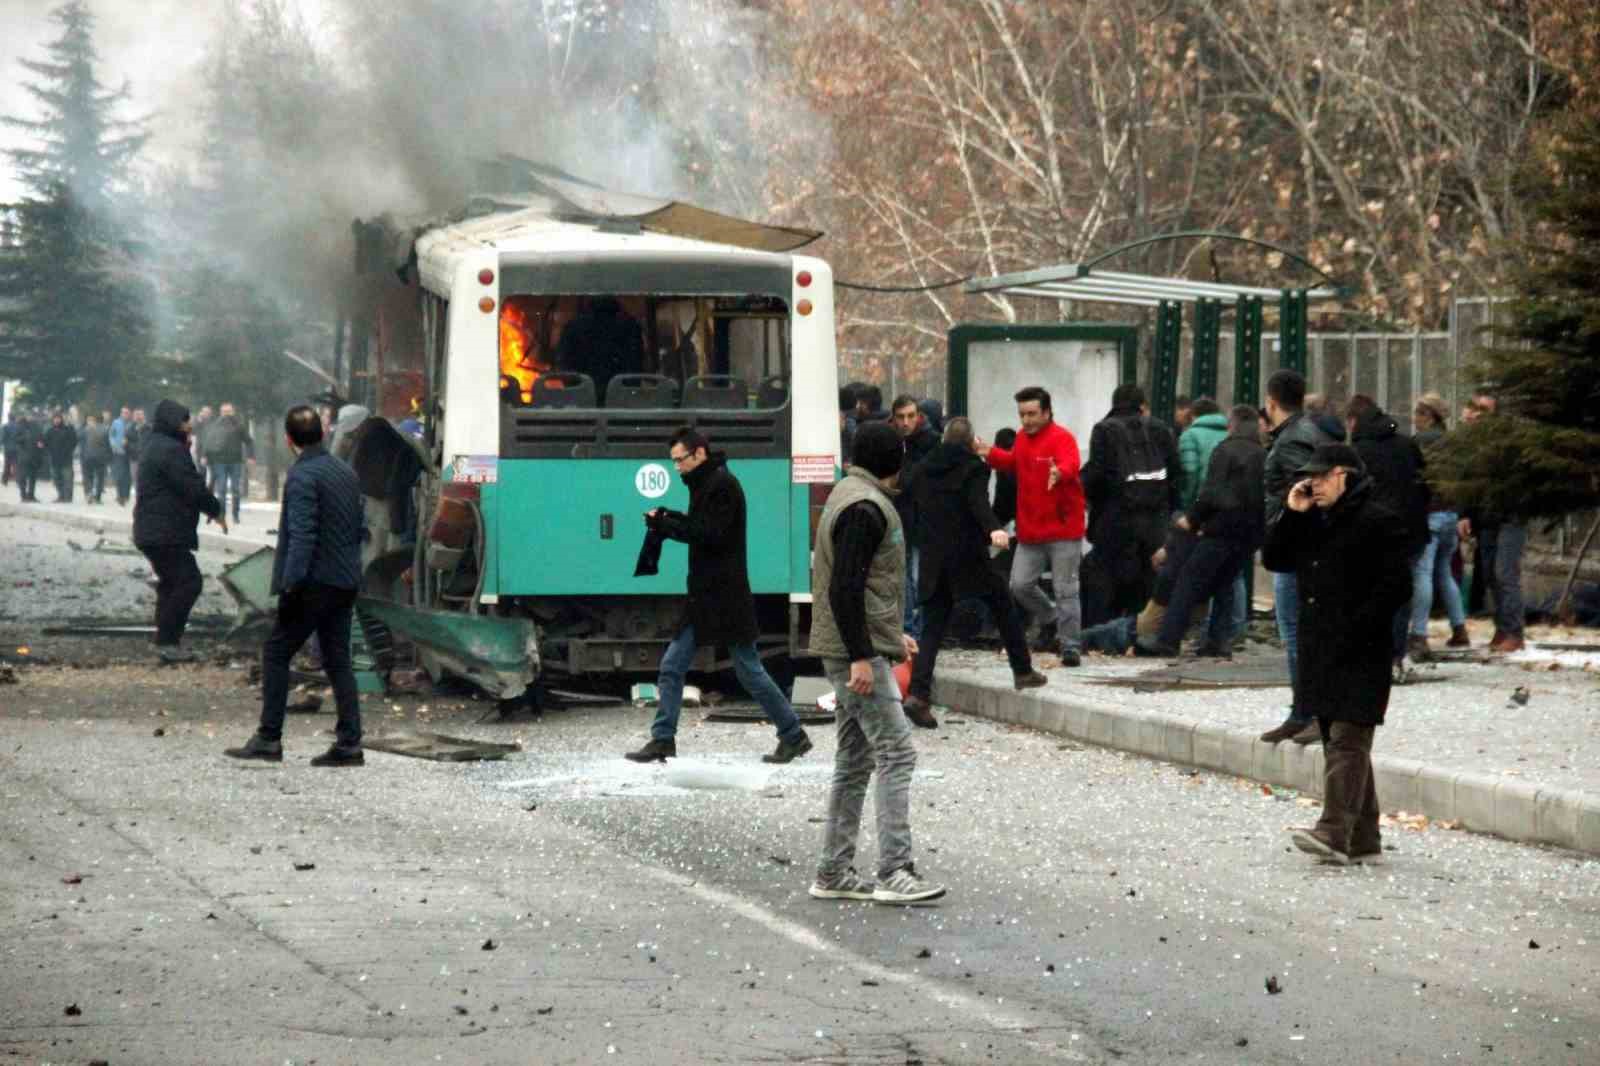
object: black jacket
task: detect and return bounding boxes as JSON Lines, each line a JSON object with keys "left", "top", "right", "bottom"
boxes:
{"left": 132, "top": 400, "right": 222, "bottom": 550}
{"left": 1262, "top": 476, "right": 1413, "bottom": 724}
{"left": 1349, "top": 407, "right": 1429, "bottom": 552}
{"left": 1082, "top": 407, "right": 1181, "bottom": 546}
{"left": 204, "top": 415, "right": 254, "bottom": 464}
{"left": 903, "top": 442, "right": 1003, "bottom": 604}
{"left": 894, "top": 423, "right": 940, "bottom": 539}
{"left": 1264, "top": 411, "right": 1336, "bottom": 523}
{"left": 651, "top": 453, "right": 759, "bottom": 646}
{"left": 1187, "top": 433, "right": 1266, "bottom": 547}
{"left": 44, "top": 422, "right": 78, "bottom": 466}
{"left": 271, "top": 442, "right": 367, "bottom": 594}
{"left": 15, "top": 419, "right": 46, "bottom": 472}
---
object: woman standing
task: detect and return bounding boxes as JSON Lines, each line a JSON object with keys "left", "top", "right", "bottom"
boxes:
{"left": 133, "top": 400, "right": 227, "bottom": 662}
{"left": 1407, "top": 393, "right": 1469, "bottom": 659}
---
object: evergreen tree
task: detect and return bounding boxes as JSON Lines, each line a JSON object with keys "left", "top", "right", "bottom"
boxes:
{"left": 0, "top": 0, "right": 154, "bottom": 403}
{"left": 1428, "top": 111, "right": 1600, "bottom": 523}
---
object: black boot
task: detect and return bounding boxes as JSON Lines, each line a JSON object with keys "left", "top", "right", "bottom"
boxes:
{"left": 762, "top": 730, "right": 814, "bottom": 763}
{"left": 624, "top": 737, "right": 676, "bottom": 763}
{"left": 901, "top": 695, "right": 938, "bottom": 729}
{"left": 223, "top": 733, "right": 283, "bottom": 763}
{"left": 310, "top": 746, "right": 364, "bottom": 767}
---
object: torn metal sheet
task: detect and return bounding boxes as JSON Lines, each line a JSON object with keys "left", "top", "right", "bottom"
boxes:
{"left": 702, "top": 703, "right": 835, "bottom": 725}
{"left": 356, "top": 597, "right": 538, "bottom": 700}
{"left": 218, "top": 547, "right": 278, "bottom": 636}
{"left": 364, "top": 731, "right": 521, "bottom": 762}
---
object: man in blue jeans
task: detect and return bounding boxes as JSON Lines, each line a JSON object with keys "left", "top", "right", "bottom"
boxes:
{"left": 625, "top": 428, "right": 811, "bottom": 764}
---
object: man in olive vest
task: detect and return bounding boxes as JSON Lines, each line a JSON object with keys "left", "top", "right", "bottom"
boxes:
{"left": 806, "top": 421, "right": 946, "bottom": 906}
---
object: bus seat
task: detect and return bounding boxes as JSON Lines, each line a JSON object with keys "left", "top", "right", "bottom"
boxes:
{"left": 531, "top": 372, "right": 596, "bottom": 408}
{"left": 684, "top": 374, "right": 747, "bottom": 410}
{"left": 757, "top": 375, "right": 789, "bottom": 409}
{"left": 606, "top": 373, "right": 679, "bottom": 409}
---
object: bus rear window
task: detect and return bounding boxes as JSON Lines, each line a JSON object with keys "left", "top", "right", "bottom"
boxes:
{"left": 499, "top": 293, "right": 790, "bottom": 410}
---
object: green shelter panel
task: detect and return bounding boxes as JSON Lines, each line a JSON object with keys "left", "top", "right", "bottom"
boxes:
{"left": 1192, "top": 298, "right": 1222, "bottom": 400}
{"left": 1234, "top": 296, "right": 1264, "bottom": 406}
{"left": 1151, "top": 301, "right": 1183, "bottom": 426}
{"left": 491, "top": 458, "right": 793, "bottom": 596}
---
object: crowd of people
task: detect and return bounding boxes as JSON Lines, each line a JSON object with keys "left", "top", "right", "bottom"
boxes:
{"left": 2, "top": 400, "right": 256, "bottom": 512}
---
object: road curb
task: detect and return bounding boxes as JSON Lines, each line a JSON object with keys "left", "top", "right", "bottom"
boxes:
{"left": 934, "top": 668, "right": 1600, "bottom": 857}
{"left": 0, "top": 501, "right": 271, "bottom": 559}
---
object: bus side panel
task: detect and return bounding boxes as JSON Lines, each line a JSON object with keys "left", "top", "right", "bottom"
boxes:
{"left": 789, "top": 482, "right": 813, "bottom": 596}
{"left": 493, "top": 459, "right": 791, "bottom": 597}
{"left": 479, "top": 481, "right": 501, "bottom": 598}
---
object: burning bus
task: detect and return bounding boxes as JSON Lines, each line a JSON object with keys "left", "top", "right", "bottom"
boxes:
{"left": 346, "top": 161, "right": 839, "bottom": 702}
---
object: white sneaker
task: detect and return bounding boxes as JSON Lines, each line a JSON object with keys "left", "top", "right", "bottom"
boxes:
{"left": 809, "top": 868, "right": 876, "bottom": 901}
{"left": 872, "top": 864, "right": 946, "bottom": 905}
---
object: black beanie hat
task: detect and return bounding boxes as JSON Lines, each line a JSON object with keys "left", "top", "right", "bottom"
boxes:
{"left": 851, "top": 421, "right": 903, "bottom": 479}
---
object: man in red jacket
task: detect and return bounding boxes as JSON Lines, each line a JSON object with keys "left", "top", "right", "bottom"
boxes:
{"left": 979, "top": 386, "right": 1087, "bottom": 666}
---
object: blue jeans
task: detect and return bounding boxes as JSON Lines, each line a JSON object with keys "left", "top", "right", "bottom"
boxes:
{"left": 1481, "top": 522, "right": 1527, "bottom": 638}
{"left": 903, "top": 548, "right": 923, "bottom": 640}
{"left": 1274, "top": 571, "right": 1305, "bottom": 721}
{"left": 214, "top": 462, "right": 245, "bottom": 522}
{"left": 1204, "top": 564, "right": 1250, "bottom": 646}
{"left": 1411, "top": 512, "right": 1466, "bottom": 635}
{"left": 649, "top": 625, "right": 803, "bottom": 742}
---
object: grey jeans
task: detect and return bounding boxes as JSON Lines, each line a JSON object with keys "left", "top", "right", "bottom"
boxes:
{"left": 817, "top": 657, "right": 916, "bottom": 883}
{"left": 1009, "top": 539, "right": 1083, "bottom": 646}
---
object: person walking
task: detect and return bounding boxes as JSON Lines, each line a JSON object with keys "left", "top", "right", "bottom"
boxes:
{"left": 806, "top": 421, "right": 945, "bottom": 905}
{"left": 132, "top": 400, "right": 227, "bottom": 663}
{"left": 1344, "top": 395, "right": 1430, "bottom": 679}
{"left": 1081, "top": 384, "right": 1181, "bottom": 621}
{"left": 207, "top": 402, "right": 255, "bottom": 524}
{"left": 1408, "top": 393, "right": 1469, "bottom": 657}
{"left": 624, "top": 428, "right": 812, "bottom": 765}
{"left": 891, "top": 393, "right": 939, "bottom": 640}
{"left": 110, "top": 406, "right": 133, "bottom": 505}
{"left": 979, "top": 386, "right": 1087, "bottom": 666}
{"left": 225, "top": 406, "right": 368, "bottom": 766}
{"left": 126, "top": 408, "right": 149, "bottom": 495}
{"left": 1263, "top": 443, "right": 1413, "bottom": 865}
{"left": 15, "top": 412, "right": 45, "bottom": 502}
{"left": 1, "top": 409, "right": 18, "bottom": 486}
{"left": 902, "top": 417, "right": 1047, "bottom": 727}
{"left": 1137, "top": 405, "right": 1266, "bottom": 658}
{"left": 44, "top": 412, "right": 78, "bottom": 502}
{"left": 1457, "top": 392, "right": 1527, "bottom": 653}
{"left": 79, "top": 413, "right": 112, "bottom": 504}
{"left": 1257, "top": 370, "right": 1338, "bottom": 745}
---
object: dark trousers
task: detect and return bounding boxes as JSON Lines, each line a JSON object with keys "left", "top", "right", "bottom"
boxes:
{"left": 1099, "top": 512, "right": 1168, "bottom": 620}
{"left": 19, "top": 463, "right": 41, "bottom": 500}
{"left": 52, "top": 461, "right": 74, "bottom": 501}
{"left": 141, "top": 546, "right": 204, "bottom": 646}
{"left": 1155, "top": 536, "right": 1248, "bottom": 650}
{"left": 910, "top": 571, "right": 1032, "bottom": 700}
{"left": 112, "top": 454, "right": 132, "bottom": 503}
{"left": 83, "top": 459, "right": 107, "bottom": 501}
{"left": 258, "top": 584, "right": 362, "bottom": 750}
{"left": 1314, "top": 720, "right": 1381, "bottom": 854}
{"left": 2, "top": 452, "right": 14, "bottom": 485}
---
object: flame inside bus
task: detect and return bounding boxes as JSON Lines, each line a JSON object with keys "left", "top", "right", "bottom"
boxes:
{"left": 498, "top": 298, "right": 553, "bottom": 403}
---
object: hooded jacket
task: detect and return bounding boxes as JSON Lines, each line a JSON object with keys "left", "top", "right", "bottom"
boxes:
{"left": 903, "top": 441, "right": 1004, "bottom": 603}
{"left": 1176, "top": 412, "right": 1228, "bottom": 510}
{"left": 985, "top": 419, "right": 1085, "bottom": 543}
{"left": 1349, "top": 406, "right": 1429, "bottom": 552}
{"left": 132, "top": 400, "right": 223, "bottom": 550}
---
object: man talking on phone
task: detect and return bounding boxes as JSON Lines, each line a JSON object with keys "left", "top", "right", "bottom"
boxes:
{"left": 1262, "top": 443, "right": 1411, "bottom": 865}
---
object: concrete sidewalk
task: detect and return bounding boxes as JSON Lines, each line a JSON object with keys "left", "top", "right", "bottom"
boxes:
{"left": 1, "top": 492, "right": 277, "bottom": 557}
{"left": 931, "top": 636, "right": 1600, "bottom": 856}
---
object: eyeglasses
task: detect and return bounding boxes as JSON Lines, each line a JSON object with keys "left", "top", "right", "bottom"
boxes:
{"left": 669, "top": 452, "right": 693, "bottom": 466}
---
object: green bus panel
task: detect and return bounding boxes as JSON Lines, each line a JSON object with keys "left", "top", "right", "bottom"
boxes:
{"left": 790, "top": 481, "right": 814, "bottom": 596}
{"left": 492, "top": 459, "right": 794, "bottom": 597}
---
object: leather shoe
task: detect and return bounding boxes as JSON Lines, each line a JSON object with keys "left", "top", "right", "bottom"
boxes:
{"left": 902, "top": 695, "right": 938, "bottom": 729}
{"left": 1290, "top": 721, "right": 1323, "bottom": 745}
{"left": 624, "top": 737, "right": 676, "bottom": 763}
{"left": 1057, "top": 645, "right": 1082, "bottom": 668}
{"left": 310, "top": 746, "right": 364, "bottom": 767}
{"left": 1012, "top": 670, "right": 1048, "bottom": 691}
{"left": 1259, "top": 718, "right": 1304, "bottom": 744}
{"left": 223, "top": 734, "right": 283, "bottom": 763}
{"left": 1447, "top": 625, "right": 1471, "bottom": 648}
{"left": 762, "top": 730, "right": 814, "bottom": 763}
{"left": 1489, "top": 633, "right": 1525, "bottom": 654}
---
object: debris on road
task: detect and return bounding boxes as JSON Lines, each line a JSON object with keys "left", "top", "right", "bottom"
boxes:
{"left": 1265, "top": 975, "right": 1282, "bottom": 995}
{"left": 60, "top": 873, "right": 83, "bottom": 885}
{"left": 364, "top": 731, "right": 520, "bottom": 762}
{"left": 481, "top": 938, "right": 497, "bottom": 951}
{"left": 293, "top": 862, "right": 316, "bottom": 871}
{"left": 1510, "top": 685, "right": 1531, "bottom": 706}
{"left": 0, "top": 663, "right": 16, "bottom": 684}
{"left": 63, "top": 1003, "right": 81, "bottom": 1016}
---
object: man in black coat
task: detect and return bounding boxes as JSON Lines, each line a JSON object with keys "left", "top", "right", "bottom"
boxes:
{"left": 227, "top": 405, "right": 369, "bottom": 767}
{"left": 132, "top": 399, "right": 227, "bottom": 662}
{"left": 625, "top": 427, "right": 812, "bottom": 764}
{"left": 902, "top": 417, "right": 1047, "bottom": 726}
{"left": 1263, "top": 443, "right": 1412, "bottom": 865}
{"left": 44, "top": 412, "right": 78, "bottom": 502}
{"left": 1080, "top": 383, "right": 1181, "bottom": 622}
{"left": 1345, "top": 394, "right": 1430, "bottom": 675}
{"left": 14, "top": 412, "right": 46, "bottom": 502}
{"left": 1138, "top": 405, "right": 1266, "bottom": 657}
{"left": 891, "top": 393, "right": 939, "bottom": 639}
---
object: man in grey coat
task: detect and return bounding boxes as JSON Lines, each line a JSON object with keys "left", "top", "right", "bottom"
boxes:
{"left": 807, "top": 421, "right": 945, "bottom": 906}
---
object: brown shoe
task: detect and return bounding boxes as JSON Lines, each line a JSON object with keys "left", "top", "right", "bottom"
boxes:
{"left": 902, "top": 695, "right": 938, "bottom": 729}
{"left": 1290, "top": 721, "right": 1323, "bottom": 745}
{"left": 1259, "top": 717, "right": 1305, "bottom": 744}
{"left": 1406, "top": 635, "right": 1432, "bottom": 663}
{"left": 1446, "top": 625, "right": 1471, "bottom": 648}
{"left": 1489, "top": 633, "right": 1526, "bottom": 654}
{"left": 1290, "top": 827, "right": 1349, "bottom": 865}
{"left": 1012, "top": 670, "right": 1049, "bottom": 691}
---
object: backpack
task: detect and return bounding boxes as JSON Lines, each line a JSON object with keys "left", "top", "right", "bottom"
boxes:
{"left": 1110, "top": 416, "right": 1170, "bottom": 512}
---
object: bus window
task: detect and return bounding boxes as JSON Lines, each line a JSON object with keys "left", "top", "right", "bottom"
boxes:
{"left": 499, "top": 293, "right": 789, "bottom": 411}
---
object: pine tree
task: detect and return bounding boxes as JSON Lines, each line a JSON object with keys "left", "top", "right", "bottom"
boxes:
{"left": 0, "top": 0, "right": 154, "bottom": 403}
{"left": 1428, "top": 111, "right": 1600, "bottom": 525}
